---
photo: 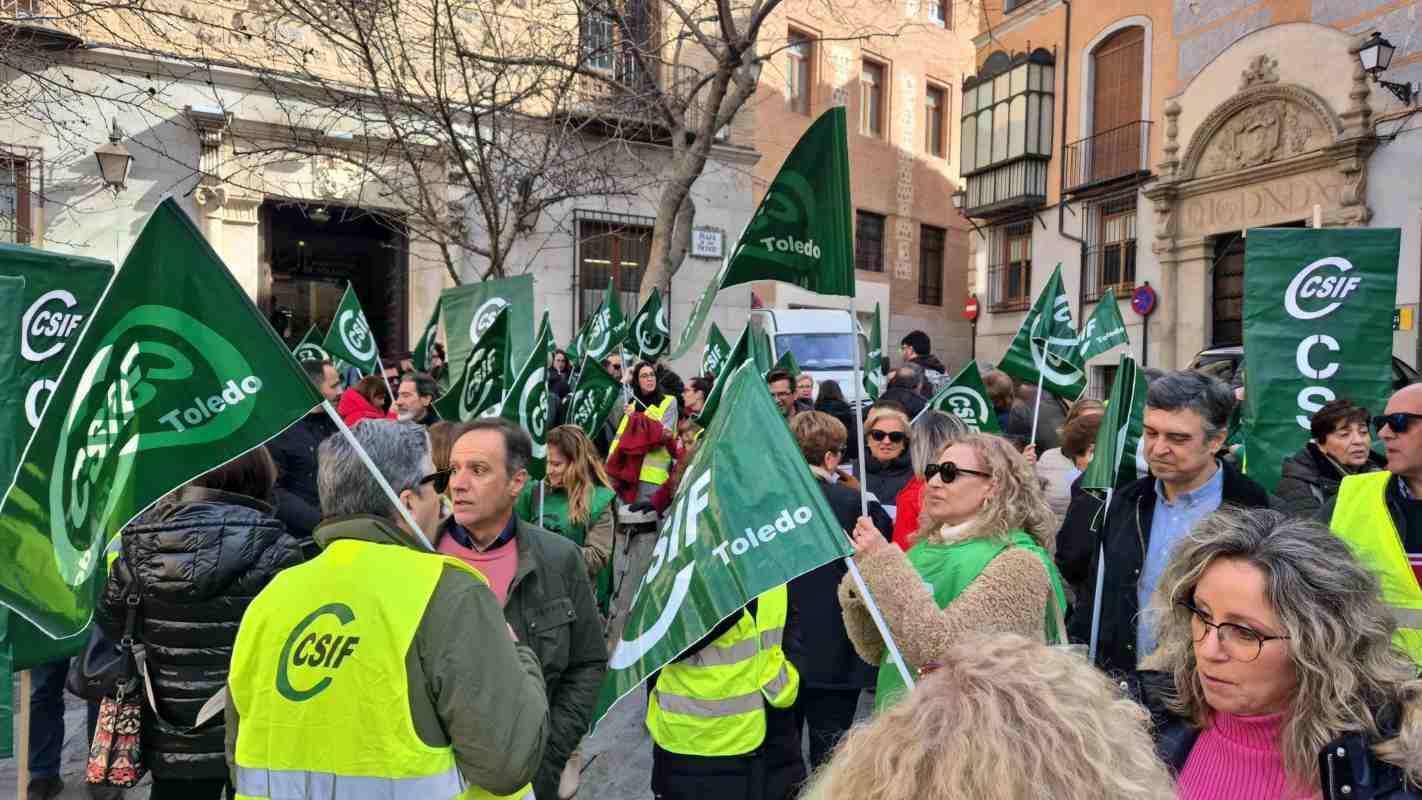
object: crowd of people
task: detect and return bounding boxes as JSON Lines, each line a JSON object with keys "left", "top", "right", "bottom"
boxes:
{"left": 20, "top": 326, "right": 1422, "bottom": 800}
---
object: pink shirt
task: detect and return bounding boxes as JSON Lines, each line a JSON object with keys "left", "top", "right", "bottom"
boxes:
{"left": 437, "top": 531, "right": 519, "bottom": 606}
{"left": 1177, "top": 711, "right": 1319, "bottom": 800}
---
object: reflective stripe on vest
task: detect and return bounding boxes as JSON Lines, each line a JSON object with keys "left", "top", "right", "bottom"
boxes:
{"left": 645, "top": 585, "right": 799, "bottom": 757}
{"left": 610, "top": 395, "right": 675, "bottom": 486}
{"left": 1329, "top": 472, "right": 1422, "bottom": 666}
{"left": 229, "top": 538, "right": 531, "bottom": 800}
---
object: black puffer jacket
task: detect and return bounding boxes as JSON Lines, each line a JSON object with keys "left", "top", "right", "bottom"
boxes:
{"left": 95, "top": 487, "right": 302, "bottom": 780}
{"left": 1275, "top": 441, "right": 1385, "bottom": 517}
{"left": 814, "top": 397, "right": 859, "bottom": 443}
{"left": 865, "top": 451, "right": 915, "bottom": 512}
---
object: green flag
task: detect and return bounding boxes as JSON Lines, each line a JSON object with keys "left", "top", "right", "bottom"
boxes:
{"left": 578, "top": 280, "right": 628, "bottom": 365}
{"left": 701, "top": 323, "right": 731, "bottom": 378}
{"left": 721, "top": 108, "right": 854, "bottom": 297}
{"left": 442, "top": 275, "right": 535, "bottom": 385}
{"left": 751, "top": 326, "right": 775, "bottom": 374}
{"left": 998, "top": 264, "right": 1087, "bottom": 401}
{"left": 566, "top": 354, "right": 623, "bottom": 436}
{"left": 923, "top": 362, "right": 1002, "bottom": 433}
{"left": 1077, "top": 288, "right": 1130, "bottom": 363}
{"left": 292, "top": 324, "right": 330, "bottom": 364}
{"left": 322, "top": 283, "right": 381, "bottom": 375}
{"left": 624, "top": 288, "right": 669, "bottom": 363}
{"left": 412, "top": 297, "right": 442, "bottom": 373}
{"left": 502, "top": 312, "right": 554, "bottom": 480}
{"left": 434, "top": 306, "right": 510, "bottom": 422}
{"left": 772, "top": 348, "right": 800, "bottom": 377}
{"left": 1243, "top": 228, "right": 1399, "bottom": 493}
{"left": 863, "top": 302, "right": 885, "bottom": 402}
{"left": 1081, "top": 353, "right": 1147, "bottom": 493}
{"left": 0, "top": 199, "right": 322, "bottom": 638}
{"left": 696, "top": 326, "right": 752, "bottom": 427}
{"left": 593, "top": 361, "right": 855, "bottom": 723}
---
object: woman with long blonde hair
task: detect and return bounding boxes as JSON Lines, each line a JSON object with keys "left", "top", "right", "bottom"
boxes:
{"left": 801, "top": 633, "right": 1176, "bottom": 800}
{"left": 839, "top": 432, "right": 1067, "bottom": 710}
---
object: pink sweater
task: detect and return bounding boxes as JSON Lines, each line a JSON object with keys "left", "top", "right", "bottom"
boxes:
{"left": 437, "top": 534, "right": 519, "bottom": 606}
{"left": 1177, "top": 711, "right": 1319, "bottom": 800}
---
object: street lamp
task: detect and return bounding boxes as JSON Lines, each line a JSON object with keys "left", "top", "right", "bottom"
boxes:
{"left": 1358, "top": 32, "right": 1415, "bottom": 106}
{"left": 93, "top": 119, "right": 133, "bottom": 193}
{"left": 950, "top": 189, "right": 965, "bottom": 213}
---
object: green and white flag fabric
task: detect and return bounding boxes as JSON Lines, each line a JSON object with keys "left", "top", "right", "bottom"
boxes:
{"left": 863, "top": 302, "right": 885, "bottom": 402}
{"left": 701, "top": 323, "right": 732, "bottom": 378}
{"left": 772, "top": 348, "right": 800, "bottom": 377}
{"left": 412, "top": 297, "right": 442, "bottom": 373}
{"left": 1243, "top": 228, "right": 1399, "bottom": 493}
{"left": 442, "top": 275, "right": 535, "bottom": 385}
{"left": 292, "top": 324, "right": 330, "bottom": 364}
{"left": 502, "top": 312, "right": 554, "bottom": 480}
{"left": 0, "top": 199, "right": 322, "bottom": 638}
{"left": 696, "top": 326, "right": 751, "bottom": 427}
{"left": 566, "top": 354, "right": 622, "bottom": 436}
{"left": 578, "top": 280, "right": 628, "bottom": 365}
{"left": 1081, "top": 353, "right": 1148, "bottom": 494}
{"left": 593, "top": 361, "right": 855, "bottom": 722}
{"left": 624, "top": 288, "right": 670, "bottom": 364}
{"left": 998, "top": 264, "right": 1087, "bottom": 401}
{"left": 434, "top": 306, "right": 509, "bottom": 422}
{"left": 322, "top": 284, "right": 380, "bottom": 375}
{"left": 751, "top": 326, "right": 775, "bottom": 375}
{"left": 923, "top": 362, "right": 1001, "bottom": 434}
{"left": 1077, "top": 288, "right": 1130, "bottom": 363}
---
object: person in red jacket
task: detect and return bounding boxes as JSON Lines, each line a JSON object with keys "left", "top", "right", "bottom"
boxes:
{"left": 892, "top": 410, "right": 967, "bottom": 550}
{"left": 337, "top": 375, "right": 395, "bottom": 427}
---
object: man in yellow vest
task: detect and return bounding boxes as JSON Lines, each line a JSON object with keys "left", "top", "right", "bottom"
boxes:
{"left": 1325, "top": 384, "right": 1422, "bottom": 666}
{"left": 224, "top": 420, "right": 549, "bottom": 799}
{"left": 646, "top": 586, "right": 805, "bottom": 800}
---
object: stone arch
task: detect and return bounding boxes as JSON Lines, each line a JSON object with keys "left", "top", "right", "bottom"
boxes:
{"left": 1180, "top": 84, "right": 1344, "bottom": 181}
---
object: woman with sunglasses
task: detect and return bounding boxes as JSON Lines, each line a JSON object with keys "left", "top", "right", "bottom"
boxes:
{"left": 1142, "top": 508, "right": 1421, "bottom": 799}
{"left": 863, "top": 405, "right": 915, "bottom": 522}
{"left": 838, "top": 432, "right": 1067, "bottom": 711}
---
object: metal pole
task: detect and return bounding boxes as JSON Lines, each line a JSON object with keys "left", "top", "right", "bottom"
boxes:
{"left": 1087, "top": 488, "right": 1114, "bottom": 663}
{"left": 322, "top": 401, "right": 436, "bottom": 551}
{"left": 1029, "top": 372, "right": 1046, "bottom": 447}
{"left": 376, "top": 355, "right": 397, "bottom": 407}
{"left": 16, "top": 670, "right": 30, "bottom": 800}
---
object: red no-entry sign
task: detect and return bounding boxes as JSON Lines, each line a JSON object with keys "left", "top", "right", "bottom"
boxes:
{"left": 963, "top": 295, "right": 979, "bottom": 321}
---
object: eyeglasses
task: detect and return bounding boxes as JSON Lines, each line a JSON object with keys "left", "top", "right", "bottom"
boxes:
{"left": 868, "top": 429, "right": 908, "bottom": 444}
{"left": 923, "top": 461, "right": 990, "bottom": 483}
{"left": 418, "top": 469, "right": 452, "bottom": 494}
{"left": 1178, "top": 601, "right": 1290, "bottom": 663}
{"left": 1372, "top": 412, "right": 1422, "bottom": 434}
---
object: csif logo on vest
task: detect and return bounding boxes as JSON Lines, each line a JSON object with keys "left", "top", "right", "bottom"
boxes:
{"left": 22, "top": 290, "right": 90, "bottom": 428}
{"left": 338, "top": 309, "right": 377, "bottom": 363}
{"left": 460, "top": 344, "right": 501, "bottom": 418}
{"left": 276, "top": 603, "right": 361, "bottom": 702}
{"left": 1284, "top": 257, "right": 1365, "bottom": 428}
{"left": 48, "top": 307, "right": 259, "bottom": 586}
{"left": 470, "top": 297, "right": 510, "bottom": 342}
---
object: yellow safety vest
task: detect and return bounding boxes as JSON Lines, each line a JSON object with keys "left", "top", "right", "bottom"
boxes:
{"left": 1329, "top": 472, "right": 1422, "bottom": 666}
{"left": 611, "top": 394, "right": 675, "bottom": 486}
{"left": 228, "top": 538, "right": 532, "bottom": 800}
{"left": 645, "top": 585, "right": 799, "bottom": 757}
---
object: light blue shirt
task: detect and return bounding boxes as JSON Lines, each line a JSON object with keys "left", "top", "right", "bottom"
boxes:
{"left": 1136, "top": 462, "right": 1225, "bottom": 657}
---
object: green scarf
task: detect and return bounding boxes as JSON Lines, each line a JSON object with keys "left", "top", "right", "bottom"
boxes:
{"left": 874, "top": 530, "right": 1066, "bottom": 711}
{"left": 516, "top": 483, "right": 618, "bottom": 613}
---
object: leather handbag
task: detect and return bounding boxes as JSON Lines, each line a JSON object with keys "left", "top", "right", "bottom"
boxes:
{"left": 65, "top": 592, "right": 139, "bottom": 703}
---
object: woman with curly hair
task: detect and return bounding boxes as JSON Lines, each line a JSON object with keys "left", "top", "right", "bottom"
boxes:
{"left": 839, "top": 432, "right": 1067, "bottom": 710}
{"left": 1145, "top": 507, "right": 1422, "bottom": 799}
{"left": 801, "top": 633, "right": 1176, "bottom": 800}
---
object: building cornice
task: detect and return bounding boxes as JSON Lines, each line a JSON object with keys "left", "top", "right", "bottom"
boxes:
{"left": 972, "top": 0, "right": 1063, "bottom": 50}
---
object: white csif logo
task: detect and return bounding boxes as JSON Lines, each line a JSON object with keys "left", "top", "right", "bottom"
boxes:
{"left": 470, "top": 298, "right": 510, "bottom": 342}
{"left": 338, "top": 309, "right": 377, "bottom": 363}
{"left": 1283, "top": 257, "right": 1364, "bottom": 428}
{"left": 519, "top": 366, "right": 548, "bottom": 457}
{"left": 941, "top": 386, "right": 990, "bottom": 428}
{"left": 22, "top": 289, "right": 85, "bottom": 363}
{"left": 1028, "top": 303, "right": 1081, "bottom": 387}
{"left": 1284, "top": 257, "right": 1361, "bottom": 321}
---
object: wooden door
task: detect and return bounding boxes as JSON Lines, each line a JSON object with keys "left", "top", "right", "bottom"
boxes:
{"left": 1212, "top": 235, "right": 1245, "bottom": 346}
{"left": 1091, "top": 27, "right": 1144, "bottom": 182}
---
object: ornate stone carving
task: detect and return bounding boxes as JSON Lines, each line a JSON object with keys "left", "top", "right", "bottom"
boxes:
{"left": 1239, "top": 55, "right": 1278, "bottom": 89}
{"left": 1159, "top": 99, "right": 1182, "bottom": 178}
{"left": 312, "top": 156, "right": 364, "bottom": 201}
{"left": 1341, "top": 36, "right": 1375, "bottom": 138}
{"left": 1183, "top": 85, "right": 1342, "bottom": 179}
{"left": 193, "top": 184, "right": 227, "bottom": 209}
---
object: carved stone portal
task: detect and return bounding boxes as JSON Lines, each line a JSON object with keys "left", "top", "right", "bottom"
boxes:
{"left": 1197, "top": 100, "right": 1325, "bottom": 177}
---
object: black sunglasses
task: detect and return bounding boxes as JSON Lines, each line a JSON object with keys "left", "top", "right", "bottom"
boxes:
{"left": 1373, "top": 412, "right": 1422, "bottom": 434}
{"left": 419, "top": 469, "right": 452, "bottom": 494}
{"left": 868, "top": 430, "right": 908, "bottom": 444}
{"left": 924, "top": 461, "right": 990, "bottom": 483}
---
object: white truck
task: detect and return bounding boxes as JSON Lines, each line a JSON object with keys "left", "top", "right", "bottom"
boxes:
{"left": 748, "top": 308, "right": 872, "bottom": 404}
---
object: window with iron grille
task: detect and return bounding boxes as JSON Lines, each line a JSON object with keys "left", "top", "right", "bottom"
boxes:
{"left": 918, "top": 225, "right": 945, "bottom": 306}
{"left": 1089, "top": 364, "right": 1118, "bottom": 401}
{"left": 786, "top": 30, "right": 813, "bottom": 115}
{"left": 1083, "top": 194, "right": 1137, "bottom": 303}
{"left": 861, "top": 60, "right": 885, "bottom": 138}
{"left": 582, "top": 11, "right": 615, "bottom": 71}
{"left": 987, "top": 219, "right": 1031, "bottom": 312}
{"left": 577, "top": 218, "right": 651, "bottom": 324}
{"left": 0, "top": 156, "right": 32, "bottom": 245}
{"left": 855, "top": 210, "right": 884, "bottom": 272}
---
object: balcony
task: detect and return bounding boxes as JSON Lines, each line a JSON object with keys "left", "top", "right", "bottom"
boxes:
{"left": 0, "top": 0, "right": 83, "bottom": 49}
{"left": 568, "top": 59, "right": 700, "bottom": 141}
{"left": 1064, "top": 120, "right": 1152, "bottom": 195}
{"left": 961, "top": 157, "right": 1049, "bottom": 219}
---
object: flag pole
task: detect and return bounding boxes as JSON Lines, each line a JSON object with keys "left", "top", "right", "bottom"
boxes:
{"left": 848, "top": 295, "right": 916, "bottom": 692}
{"left": 322, "top": 402, "right": 436, "bottom": 552}
{"left": 1087, "top": 487, "right": 1113, "bottom": 662}
{"left": 1029, "top": 372, "right": 1045, "bottom": 447}
{"left": 16, "top": 670, "right": 30, "bottom": 800}
{"left": 376, "top": 355, "right": 397, "bottom": 406}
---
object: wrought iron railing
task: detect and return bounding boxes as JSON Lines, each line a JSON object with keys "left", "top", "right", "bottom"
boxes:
{"left": 1063, "top": 120, "right": 1152, "bottom": 194}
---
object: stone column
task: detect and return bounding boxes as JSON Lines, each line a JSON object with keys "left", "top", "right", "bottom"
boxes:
{"left": 1164, "top": 237, "right": 1214, "bottom": 369}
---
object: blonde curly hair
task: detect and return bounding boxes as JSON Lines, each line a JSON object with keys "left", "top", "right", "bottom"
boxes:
{"left": 915, "top": 432, "right": 1057, "bottom": 551}
{"left": 803, "top": 633, "right": 1175, "bottom": 800}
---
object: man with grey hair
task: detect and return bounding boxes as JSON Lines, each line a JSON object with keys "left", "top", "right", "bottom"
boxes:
{"left": 1064, "top": 370, "right": 1269, "bottom": 687}
{"left": 225, "top": 420, "right": 549, "bottom": 799}
{"left": 395, "top": 370, "right": 441, "bottom": 427}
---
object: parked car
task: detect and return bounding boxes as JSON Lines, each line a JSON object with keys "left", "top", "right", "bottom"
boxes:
{"left": 1189, "top": 344, "right": 1420, "bottom": 391}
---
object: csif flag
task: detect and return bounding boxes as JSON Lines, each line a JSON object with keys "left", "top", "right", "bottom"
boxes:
{"left": 0, "top": 198, "right": 322, "bottom": 638}
{"left": 696, "top": 325, "right": 751, "bottom": 427}
{"left": 624, "top": 288, "right": 670, "bottom": 364}
{"left": 292, "top": 324, "right": 331, "bottom": 365}
{"left": 442, "top": 275, "right": 535, "bottom": 385}
{"left": 1081, "top": 353, "right": 1148, "bottom": 493}
{"left": 923, "top": 362, "right": 1001, "bottom": 434}
{"left": 322, "top": 284, "right": 380, "bottom": 375}
{"left": 502, "top": 312, "right": 554, "bottom": 479}
{"left": 412, "top": 297, "right": 442, "bottom": 373}
{"left": 772, "top": 348, "right": 800, "bottom": 377}
{"left": 751, "top": 325, "right": 775, "bottom": 375}
{"left": 593, "top": 361, "right": 854, "bottom": 723}
{"left": 701, "top": 323, "right": 732, "bottom": 378}
{"left": 863, "top": 302, "right": 885, "bottom": 402}
{"left": 434, "top": 306, "right": 510, "bottom": 422}
{"left": 1076, "top": 288, "right": 1130, "bottom": 363}
{"left": 998, "top": 264, "right": 1087, "bottom": 401}
{"left": 566, "top": 354, "right": 622, "bottom": 436}
{"left": 578, "top": 280, "right": 628, "bottom": 365}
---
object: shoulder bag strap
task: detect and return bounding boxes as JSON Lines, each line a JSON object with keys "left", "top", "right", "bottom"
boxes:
{"left": 126, "top": 591, "right": 225, "bottom": 732}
